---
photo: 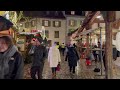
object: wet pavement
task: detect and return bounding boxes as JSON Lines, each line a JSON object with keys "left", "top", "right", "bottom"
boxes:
{"left": 24, "top": 54, "right": 119, "bottom": 79}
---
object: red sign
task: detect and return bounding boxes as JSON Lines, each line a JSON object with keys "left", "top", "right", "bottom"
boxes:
{"left": 31, "top": 30, "right": 38, "bottom": 33}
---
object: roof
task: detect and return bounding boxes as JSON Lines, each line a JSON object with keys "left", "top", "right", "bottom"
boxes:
{"left": 22, "top": 11, "right": 66, "bottom": 19}
{"left": 65, "top": 11, "right": 85, "bottom": 16}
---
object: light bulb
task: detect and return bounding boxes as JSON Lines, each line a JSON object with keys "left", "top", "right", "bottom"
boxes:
{"left": 96, "top": 15, "right": 101, "bottom": 18}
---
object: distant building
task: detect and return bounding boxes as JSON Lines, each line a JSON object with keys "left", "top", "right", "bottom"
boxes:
{"left": 17, "top": 11, "right": 85, "bottom": 45}
{"left": 64, "top": 11, "right": 85, "bottom": 43}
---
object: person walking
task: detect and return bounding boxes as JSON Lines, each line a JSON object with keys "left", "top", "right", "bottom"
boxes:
{"left": 48, "top": 42, "right": 61, "bottom": 79}
{"left": 66, "top": 43, "right": 79, "bottom": 74}
{"left": 61, "top": 43, "right": 65, "bottom": 56}
{"left": 30, "top": 38, "right": 47, "bottom": 79}
{"left": 0, "top": 36, "right": 24, "bottom": 79}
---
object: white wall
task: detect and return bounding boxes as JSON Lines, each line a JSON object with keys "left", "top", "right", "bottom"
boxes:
{"left": 116, "top": 11, "right": 120, "bottom": 20}
{"left": 38, "top": 18, "right": 66, "bottom": 45}
{"left": 66, "top": 16, "right": 85, "bottom": 33}
{"left": 18, "top": 17, "right": 66, "bottom": 45}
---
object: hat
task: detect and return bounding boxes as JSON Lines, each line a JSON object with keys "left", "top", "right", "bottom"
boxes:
{"left": 36, "top": 38, "right": 43, "bottom": 43}
{"left": 0, "top": 16, "right": 13, "bottom": 31}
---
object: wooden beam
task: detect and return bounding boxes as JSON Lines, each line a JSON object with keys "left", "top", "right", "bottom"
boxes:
{"left": 89, "top": 11, "right": 100, "bottom": 25}
{"left": 105, "top": 11, "right": 115, "bottom": 79}
{"left": 86, "top": 25, "right": 91, "bottom": 56}
{"left": 77, "top": 11, "right": 100, "bottom": 36}
{"left": 93, "top": 19, "right": 105, "bottom": 23}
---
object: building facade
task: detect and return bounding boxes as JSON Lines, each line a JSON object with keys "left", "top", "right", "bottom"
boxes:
{"left": 18, "top": 11, "right": 85, "bottom": 45}
{"left": 18, "top": 17, "right": 66, "bottom": 45}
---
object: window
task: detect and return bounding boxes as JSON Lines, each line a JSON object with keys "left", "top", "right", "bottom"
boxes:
{"left": 45, "top": 30, "right": 49, "bottom": 38}
{"left": 55, "top": 11, "right": 58, "bottom": 16}
{"left": 19, "top": 23, "right": 23, "bottom": 27}
{"left": 46, "top": 11, "right": 50, "bottom": 15}
{"left": 42, "top": 20, "right": 50, "bottom": 27}
{"left": 71, "top": 11, "right": 75, "bottom": 15}
{"left": 54, "top": 31, "right": 59, "bottom": 38}
{"left": 31, "top": 20, "right": 36, "bottom": 27}
{"left": 80, "top": 20, "right": 83, "bottom": 25}
{"left": 25, "top": 22, "right": 29, "bottom": 28}
{"left": 69, "top": 20, "right": 76, "bottom": 27}
{"left": 53, "top": 21, "right": 61, "bottom": 27}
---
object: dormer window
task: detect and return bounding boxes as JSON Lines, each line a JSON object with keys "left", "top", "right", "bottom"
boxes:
{"left": 71, "top": 11, "right": 75, "bottom": 15}
{"left": 46, "top": 11, "right": 50, "bottom": 15}
{"left": 55, "top": 11, "right": 58, "bottom": 16}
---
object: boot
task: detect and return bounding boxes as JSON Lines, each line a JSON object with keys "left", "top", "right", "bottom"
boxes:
{"left": 52, "top": 73, "right": 54, "bottom": 79}
{"left": 52, "top": 73, "right": 56, "bottom": 79}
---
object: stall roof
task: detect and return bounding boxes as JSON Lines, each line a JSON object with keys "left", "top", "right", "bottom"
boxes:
{"left": 77, "top": 11, "right": 100, "bottom": 34}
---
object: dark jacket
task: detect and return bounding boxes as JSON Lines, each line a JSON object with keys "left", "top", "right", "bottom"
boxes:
{"left": 5, "top": 51, "right": 24, "bottom": 79}
{"left": 32, "top": 45, "right": 47, "bottom": 67}
{"left": 67, "top": 47, "right": 79, "bottom": 67}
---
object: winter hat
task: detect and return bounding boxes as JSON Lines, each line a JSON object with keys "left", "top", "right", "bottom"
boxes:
{"left": 36, "top": 38, "right": 43, "bottom": 43}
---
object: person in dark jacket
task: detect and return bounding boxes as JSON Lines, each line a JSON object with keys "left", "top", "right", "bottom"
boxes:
{"left": 30, "top": 38, "right": 47, "bottom": 79}
{"left": 0, "top": 36, "right": 24, "bottom": 79}
{"left": 66, "top": 44, "right": 79, "bottom": 74}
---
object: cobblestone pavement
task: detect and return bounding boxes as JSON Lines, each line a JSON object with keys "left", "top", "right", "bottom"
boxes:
{"left": 24, "top": 54, "right": 120, "bottom": 79}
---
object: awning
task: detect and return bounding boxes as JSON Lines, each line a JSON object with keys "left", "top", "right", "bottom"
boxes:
{"left": 79, "top": 28, "right": 99, "bottom": 35}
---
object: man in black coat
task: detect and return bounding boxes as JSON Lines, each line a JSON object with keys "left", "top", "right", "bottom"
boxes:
{"left": 30, "top": 38, "right": 47, "bottom": 79}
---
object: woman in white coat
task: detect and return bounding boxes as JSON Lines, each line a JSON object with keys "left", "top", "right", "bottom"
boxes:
{"left": 48, "top": 42, "right": 61, "bottom": 79}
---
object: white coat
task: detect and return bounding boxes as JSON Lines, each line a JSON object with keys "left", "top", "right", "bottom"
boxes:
{"left": 48, "top": 45, "right": 61, "bottom": 67}
{"left": 113, "top": 32, "right": 120, "bottom": 51}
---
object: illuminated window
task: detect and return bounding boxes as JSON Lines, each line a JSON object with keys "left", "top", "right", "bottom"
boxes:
{"left": 31, "top": 20, "right": 36, "bottom": 27}
{"left": 71, "top": 11, "right": 75, "bottom": 15}
{"left": 25, "top": 22, "right": 29, "bottom": 28}
{"left": 69, "top": 20, "right": 76, "bottom": 27}
{"left": 42, "top": 20, "right": 50, "bottom": 27}
{"left": 53, "top": 21, "right": 61, "bottom": 27}
{"left": 45, "top": 30, "right": 49, "bottom": 38}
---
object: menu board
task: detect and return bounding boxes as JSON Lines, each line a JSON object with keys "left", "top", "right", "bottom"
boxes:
{"left": 17, "top": 38, "right": 25, "bottom": 51}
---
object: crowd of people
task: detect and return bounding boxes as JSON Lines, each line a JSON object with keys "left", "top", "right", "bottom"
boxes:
{"left": 1, "top": 34, "right": 119, "bottom": 79}
{"left": 0, "top": 34, "right": 80, "bottom": 79}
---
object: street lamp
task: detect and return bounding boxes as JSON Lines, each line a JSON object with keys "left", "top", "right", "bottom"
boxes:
{"left": 96, "top": 15, "right": 101, "bottom": 19}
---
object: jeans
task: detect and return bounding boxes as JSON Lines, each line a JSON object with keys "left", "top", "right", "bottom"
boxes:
{"left": 30, "top": 66, "right": 44, "bottom": 79}
{"left": 51, "top": 67, "right": 57, "bottom": 74}
{"left": 61, "top": 48, "right": 65, "bottom": 56}
{"left": 69, "top": 66, "right": 76, "bottom": 73}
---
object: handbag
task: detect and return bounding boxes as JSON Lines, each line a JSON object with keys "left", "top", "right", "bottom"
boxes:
{"left": 94, "top": 68, "right": 100, "bottom": 72}
{"left": 56, "top": 63, "right": 61, "bottom": 71}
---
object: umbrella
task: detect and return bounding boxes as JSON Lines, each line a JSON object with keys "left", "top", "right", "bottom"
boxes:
{"left": 0, "top": 16, "right": 13, "bottom": 31}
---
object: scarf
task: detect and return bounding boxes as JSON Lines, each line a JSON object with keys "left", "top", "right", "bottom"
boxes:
{"left": 0, "top": 45, "right": 17, "bottom": 79}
